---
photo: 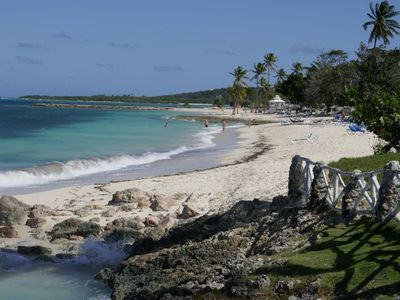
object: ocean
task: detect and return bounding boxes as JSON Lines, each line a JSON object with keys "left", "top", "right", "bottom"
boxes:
{"left": 0, "top": 98, "right": 240, "bottom": 299}
{"left": 0, "top": 98, "right": 239, "bottom": 194}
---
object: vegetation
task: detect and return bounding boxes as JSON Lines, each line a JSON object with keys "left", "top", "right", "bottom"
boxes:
{"left": 229, "top": 66, "right": 249, "bottom": 115}
{"left": 20, "top": 88, "right": 233, "bottom": 105}
{"left": 363, "top": 0, "right": 400, "bottom": 48}
{"left": 328, "top": 152, "right": 400, "bottom": 172}
{"left": 256, "top": 217, "right": 400, "bottom": 298}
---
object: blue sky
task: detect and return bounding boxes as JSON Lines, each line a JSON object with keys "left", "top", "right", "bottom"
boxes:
{"left": 1, "top": 0, "right": 399, "bottom": 97}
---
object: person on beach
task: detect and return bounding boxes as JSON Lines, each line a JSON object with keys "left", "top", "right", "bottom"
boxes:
{"left": 222, "top": 120, "right": 226, "bottom": 131}
{"left": 204, "top": 119, "right": 209, "bottom": 127}
{"left": 248, "top": 118, "right": 252, "bottom": 128}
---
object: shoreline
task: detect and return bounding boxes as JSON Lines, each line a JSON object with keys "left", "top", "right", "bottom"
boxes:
{"left": 1, "top": 110, "right": 374, "bottom": 254}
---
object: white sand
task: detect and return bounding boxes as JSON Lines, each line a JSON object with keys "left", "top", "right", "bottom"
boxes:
{"left": 2, "top": 110, "right": 375, "bottom": 251}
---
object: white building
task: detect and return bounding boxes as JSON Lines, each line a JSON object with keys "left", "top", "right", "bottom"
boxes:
{"left": 269, "top": 95, "right": 286, "bottom": 113}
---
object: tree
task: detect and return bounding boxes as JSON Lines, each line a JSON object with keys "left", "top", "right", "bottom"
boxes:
{"left": 259, "top": 77, "right": 272, "bottom": 112}
{"left": 229, "top": 66, "right": 248, "bottom": 114}
{"left": 251, "top": 63, "right": 267, "bottom": 109}
{"left": 263, "top": 52, "right": 278, "bottom": 88}
{"left": 355, "top": 44, "right": 400, "bottom": 100}
{"left": 291, "top": 62, "right": 304, "bottom": 74}
{"left": 363, "top": 0, "right": 400, "bottom": 48}
{"left": 276, "top": 72, "right": 306, "bottom": 105}
{"left": 353, "top": 93, "right": 400, "bottom": 150}
{"left": 304, "top": 50, "right": 354, "bottom": 108}
{"left": 275, "top": 68, "right": 287, "bottom": 83}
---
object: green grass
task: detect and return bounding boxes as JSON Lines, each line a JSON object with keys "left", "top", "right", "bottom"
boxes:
{"left": 328, "top": 152, "right": 400, "bottom": 173}
{"left": 255, "top": 217, "right": 400, "bottom": 299}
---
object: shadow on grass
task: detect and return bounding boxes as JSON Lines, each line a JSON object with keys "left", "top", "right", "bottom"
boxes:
{"left": 256, "top": 217, "right": 400, "bottom": 298}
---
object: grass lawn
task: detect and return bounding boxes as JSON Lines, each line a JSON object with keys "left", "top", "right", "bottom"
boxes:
{"left": 328, "top": 152, "right": 400, "bottom": 173}
{"left": 255, "top": 217, "right": 400, "bottom": 299}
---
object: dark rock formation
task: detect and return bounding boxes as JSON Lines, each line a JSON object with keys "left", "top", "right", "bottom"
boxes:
{"left": 98, "top": 200, "right": 330, "bottom": 299}
{"left": 49, "top": 218, "right": 101, "bottom": 240}
{"left": 103, "top": 217, "right": 145, "bottom": 243}
{"left": 17, "top": 245, "right": 52, "bottom": 256}
{"left": 288, "top": 155, "right": 307, "bottom": 207}
{"left": 0, "top": 196, "right": 29, "bottom": 226}
{"left": 26, "top": 217, "right": 46, "bottom": 228}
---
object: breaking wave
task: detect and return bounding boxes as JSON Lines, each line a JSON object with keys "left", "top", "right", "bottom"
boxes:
{"left": 0, "top": 125, "right": 230, "bottom": 189}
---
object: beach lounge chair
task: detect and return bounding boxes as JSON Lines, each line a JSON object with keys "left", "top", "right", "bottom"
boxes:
{"left": 347, "top": 122, "right": 366, "bottom": 134}
{"left": 291, "top": 133, "right": 318, "bottom": 144}
{"left": 290, "top": 118, "right": 304, "bottom": 123}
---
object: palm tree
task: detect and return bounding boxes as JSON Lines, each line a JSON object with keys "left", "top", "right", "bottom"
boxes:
{"left": 251, "top": 63, "right": 267, "bottom": 110}
{"left": 260, "top": 77, "right": 271, "bottom": 112}
{"left": 229, "top": 66, "right": 248, "bottom": 114}
{"left": 291, "top": 62, "right": 304, "bottom": 74}
{"left": 275, "top": 68, "right": 287, "bottom": 83}
{"left": 363, "top": 0, "right": 400, "bottom": 48}
{"left": 263, "top": 52, "right": 278, "bottom": 87}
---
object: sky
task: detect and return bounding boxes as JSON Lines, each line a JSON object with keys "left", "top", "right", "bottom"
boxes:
{"left": 1, "top": 0, "right": 400, "bottom": 97}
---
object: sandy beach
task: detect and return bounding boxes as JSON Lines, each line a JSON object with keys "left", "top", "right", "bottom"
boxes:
{"left": 2, "top": 109, "right": 375, "bottom": 253}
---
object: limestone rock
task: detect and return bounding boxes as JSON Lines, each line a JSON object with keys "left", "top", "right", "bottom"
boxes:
{"left": 0, "top": 196, "right": 29, "bottom": 226}
{"left": 0, "top": 225, "right": 18, "bottom": 238}
{"left": 177, "top": 203, "right": 200, "bottom": 219}
{"left": 274, "top": 280, "right": 294, "bottom": 294}
{"left": 108, "top": 188, "right": 151, "bottom": 208}
{"left": 17, "top": 245, "right": 52, "bottom": 256}
{"left": 150, "top": 193, "right": 186, "bottom": 212}
{"left": 28, "top": 204, "right": 56, "bottom": 218}
{"left": 376, "top": 161, "right": 400, "bottom": 222}
{"left": 74, "top": 208, "right": 91, "bottom": 217}
{"left": 101, "top": 207, "right": 116, "bottom": 218}
{"left": 25, "top": 217, "right": 46, "bottom": 228}
{"left": 144, "top": 215, "right": 160, "bottom": 227}
{"left": 103, "top": 217, "right": 145, "bottom": 243}
{"left": 341, "top": 170, "right": 363, "bottom": 221}
{"left": 49, "top": 218, "right": 101, "bottom": 240}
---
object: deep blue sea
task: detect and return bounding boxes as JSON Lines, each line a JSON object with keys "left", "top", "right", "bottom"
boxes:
{"left": 0, "top": 98, "right": 237, "bottom": 194}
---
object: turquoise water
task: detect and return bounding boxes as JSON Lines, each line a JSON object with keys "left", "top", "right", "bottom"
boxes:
{"left": 0, "top": 239, "right": 128, "bottom": 300}
{"left": 0, "top": 99, "right": 223, "bottom": 193}
{"left": 0, "top": 99, "right": 240, "bottom": 299}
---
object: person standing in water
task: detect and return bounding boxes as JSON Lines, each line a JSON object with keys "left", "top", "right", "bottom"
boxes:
{"left": 222, "top": 120, "right": 226, "bottom": 131}
{"left": 164, "top": 121, "right": 168, "bottom": 128}
{"left": 204, "top": 119, "right": 209, "bottom": 127}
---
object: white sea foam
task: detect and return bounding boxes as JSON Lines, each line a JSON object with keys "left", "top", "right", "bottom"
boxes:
{"left": 0, "top": 124, "right": 229, "bottom": 189}
{"left": 67, "top": 237, "right": 127, "bottom": 266}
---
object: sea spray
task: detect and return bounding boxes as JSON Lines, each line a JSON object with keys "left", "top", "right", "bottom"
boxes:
{"left": 67, "top": 237, "right": 127, "bottom": 266}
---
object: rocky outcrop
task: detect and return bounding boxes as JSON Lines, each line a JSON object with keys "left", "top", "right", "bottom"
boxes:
{"left": 0, "top": 196, "right": 29, "bottom": 226}
{"left": 108, "top": 188, "right": 151, "bottom": 208}
{"left": 98, "top": 200, "right": 332, "bottom": 299}
{"left": 49, "top": 218, "right": 101, "bottom": 240}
